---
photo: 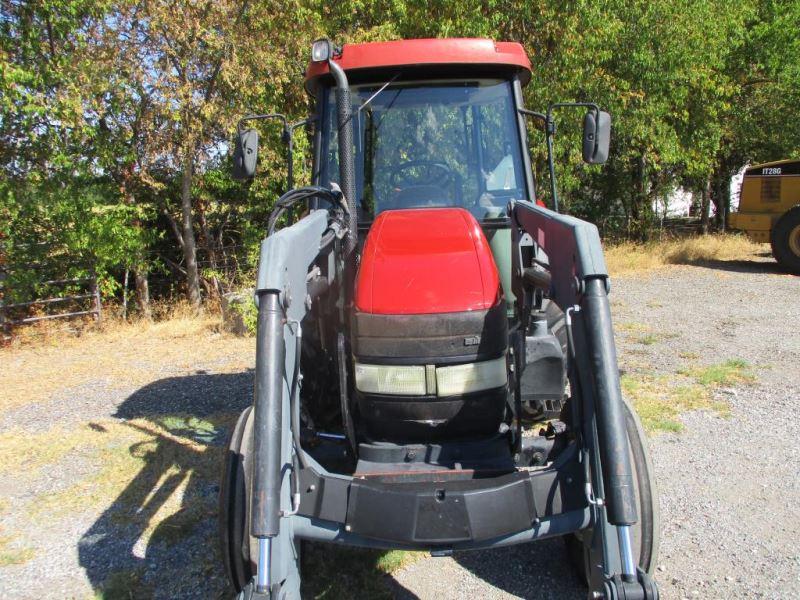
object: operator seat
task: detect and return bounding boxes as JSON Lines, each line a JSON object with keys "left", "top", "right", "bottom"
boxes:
{"left": 390, "top": 184, "right": 449, "bottom": 209}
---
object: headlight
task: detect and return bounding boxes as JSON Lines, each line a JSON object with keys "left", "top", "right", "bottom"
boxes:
{"left": 435, "top": 356, "right": 507, "bottom": 396}
{"left": 311, "top": 38, "right": 333, "bottom": 63}
{"left": 354, "top": 356, "right": 507, "bottom": 397}
{"left": 354, "top": 363, "right": 426, "bottom": 395}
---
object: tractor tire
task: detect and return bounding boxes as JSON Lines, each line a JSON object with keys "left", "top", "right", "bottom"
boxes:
{"left": 770, "top": 206, "right": 800, "bottom": 274}
{"left": 623, "top": 396, "right": 660, "bottom": 574}
{"left": 565, "top": 398, "right": 660, "bottom": 583}
{"left": 219, "top": 406, "right": 254, "bottom": 593}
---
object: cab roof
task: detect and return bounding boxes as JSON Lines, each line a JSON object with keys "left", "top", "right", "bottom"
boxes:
{"left": 305, "top": 38, "right": 532, "bottom": 93}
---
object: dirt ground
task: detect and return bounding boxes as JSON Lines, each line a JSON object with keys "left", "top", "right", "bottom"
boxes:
{"left": 0, "top": 246, "right": 798, "bottom": 599}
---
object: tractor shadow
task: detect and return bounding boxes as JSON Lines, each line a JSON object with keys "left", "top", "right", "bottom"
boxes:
{"left": 76, "top": 371, "right": 408, "bottom": 599}
{"left": 671, "top": 249, "right": 796, "bottom": 276}
{"left": 453, "top": 540, "right": 585, "bottom": 599}
{"left": 388, "top": 539, "right": 584, "bottom": 600}
{"left": 78, "top": 370, "right": 253, "bottom": 599}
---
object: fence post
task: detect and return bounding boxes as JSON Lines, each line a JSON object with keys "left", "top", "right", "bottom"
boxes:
{"left": 91, "top": 270, "right": 102, "bottom": 325}
{"left": 0, "top": 267, "right": 8, "bottom": 341}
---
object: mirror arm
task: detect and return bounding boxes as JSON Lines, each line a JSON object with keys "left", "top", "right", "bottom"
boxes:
{"left": 286, "top": 118, "right": 316, "bottom": 194}
{"left": 237, "top": 113, "right": 289, "bottom": 135}
{"left": 520, "top": 102, "right": 610, "bottom": 214}
{"left": 518, "top": 108, "right": 547, "bottom": 124}
{"left": 519, "top": 107, "right": 561, "bottom": 213}
{"left": 543, "top": 103, "right": 601, "bottom": 214}
{"left": 546, "top": 117, "right": 559, "bottom": 213}
{"left": 546, "top": 102, "right": 600, "bottom": 121}
{"left": 519, "top": 108, "right": 560, "bottom": 212}
{"left": 238, "top": 113, "right": 293, "bottom": 190}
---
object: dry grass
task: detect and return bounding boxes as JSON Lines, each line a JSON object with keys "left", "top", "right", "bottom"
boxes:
{"left": 605, "top": 233, "right": 764, "bottom": 277}
{"left": 617, "top": 321, "right": 678, "bottom": 346}
{"left": 0, "top": 303, "right": 253, "bottom": 413}
{"left": 0, "top": 534, "right": 35, "bottom": 567}
{"left": 623, "top": 374, "right": 726, "bottom": 433}
{"left": 625, "top": 359, "right": 755, "bottom": 433}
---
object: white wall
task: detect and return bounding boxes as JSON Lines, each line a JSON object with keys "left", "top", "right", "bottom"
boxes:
{"left": 652, "top": 166, "right": 747, "bottom": 217}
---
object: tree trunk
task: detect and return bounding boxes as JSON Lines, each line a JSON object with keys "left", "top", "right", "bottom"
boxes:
{"left": 196, "top": 198, "right": 223, "bottom": 300}
{"left": 630, "top": 153, "right": 649, "bottom": 241}
{"left": 119, "top": 179, "right": 152, "bottom": 317}
{"left": 719, "top": 176, "right": 730, "bottom": 232}
{"left": 701, "top": 178, "right": 711, "bottom": 234}
{"left": 709, "top": 171, "right": 729, "bottom": 232}
{"left": 134, "top": 266, "right": 151, "bottom": 319}
{"left": 181, "top": 146, "right": 201, "bottom": 308}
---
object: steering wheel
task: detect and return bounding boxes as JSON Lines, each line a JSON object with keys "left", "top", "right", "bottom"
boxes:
{"left": 388, "top": 160, "right": 456, "bottom": 190}
{"left": 387, "top": 161, "right": 463, "bottom": 209}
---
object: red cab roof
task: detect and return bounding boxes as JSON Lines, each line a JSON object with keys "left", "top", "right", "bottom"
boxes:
{"left": 305, "top": 38, "right": 531, "bottom": 91}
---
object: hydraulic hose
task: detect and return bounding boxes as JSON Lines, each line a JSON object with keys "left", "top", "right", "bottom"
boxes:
{"left": 267, "top": 186, "right": 337, "bottom": 236}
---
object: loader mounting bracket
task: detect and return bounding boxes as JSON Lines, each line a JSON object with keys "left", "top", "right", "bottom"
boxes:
{"left": 236, "top": 580, "right": 279, "bottom": 600}
{"left": 603, "top": 569, "right": 659, "bottom": 600}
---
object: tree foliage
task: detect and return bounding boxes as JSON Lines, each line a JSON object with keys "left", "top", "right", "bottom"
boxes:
{"left": 1, "top": 0, "right": 798, "bottom": 311}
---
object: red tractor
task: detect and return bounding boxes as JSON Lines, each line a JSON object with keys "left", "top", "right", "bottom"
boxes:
{"left": 221, "top": 38, "right": 659, "bottom": 599}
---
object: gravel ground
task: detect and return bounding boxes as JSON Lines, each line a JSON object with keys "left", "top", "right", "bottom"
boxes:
{"left": 0, "top": 254, "right": 798, "bottom": 599}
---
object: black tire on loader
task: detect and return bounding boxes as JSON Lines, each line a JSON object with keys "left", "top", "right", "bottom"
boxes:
{"left": 565, "top": 398, "right": 660, "bottom": 583}
{"left": 770, "top": 206, "right": 800, "bottom": 274}
{"left": 219, "top": 406, "right": 254, "bottom": 593}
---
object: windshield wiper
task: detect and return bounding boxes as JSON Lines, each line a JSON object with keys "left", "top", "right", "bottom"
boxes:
{"left": 358, "top": 74, "right": 400, "bottom": 113}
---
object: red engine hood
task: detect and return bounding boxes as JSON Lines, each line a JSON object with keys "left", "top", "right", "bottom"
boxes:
{"left": 354, "top": 208, "right": 501, "bottom": 315}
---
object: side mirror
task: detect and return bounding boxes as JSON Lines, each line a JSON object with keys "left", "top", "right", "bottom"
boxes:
{"left": 232, "top": 128, "right": 259, "bottom": 180}
{"left": 582, "top": 110, "right": 611, "bottom": 164}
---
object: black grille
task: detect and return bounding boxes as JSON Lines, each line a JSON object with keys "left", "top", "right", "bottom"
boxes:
{"left": 761, "top": 178, "right": 782, "bottom": 203}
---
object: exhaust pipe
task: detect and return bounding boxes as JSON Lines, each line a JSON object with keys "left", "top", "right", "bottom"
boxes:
{"left": 327, "top": 57, "right": 358, "bottom": 260}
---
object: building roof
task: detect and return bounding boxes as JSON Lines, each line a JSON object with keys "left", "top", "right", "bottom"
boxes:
{"left": 305, "top": 38, "right": 532, "bottom": 92}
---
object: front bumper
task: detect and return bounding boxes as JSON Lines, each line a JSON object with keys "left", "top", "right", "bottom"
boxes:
{"left": 296, "top": 443, "right": 586, "bottom": 547}
{"left": 729, "top": 212, "right": 774, "bottom": 242}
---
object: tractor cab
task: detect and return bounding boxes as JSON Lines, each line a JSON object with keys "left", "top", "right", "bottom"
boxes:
{"left": 318, "top": 78, "right": 527, "bottom": 222}
{"left": 308, "top": 42, "right": 540, "bottom": 447}
{"left": 306, "top": 39, "right": 533, "bottom": 218}
{"left": 223, "top": 38, "right": 659, "bottom": 600}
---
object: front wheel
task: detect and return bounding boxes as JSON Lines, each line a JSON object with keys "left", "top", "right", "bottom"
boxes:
{"left": 771, "top": 206, "right": 800, "bottom": 274}
{"left": 219, "top": 406, "right": 303, "bottom": 598}
{"left": 566, "top": 398, "right": 660, "bottom": 582}
{"left": 219, "top": 407, "right": 254, "bottom": 593}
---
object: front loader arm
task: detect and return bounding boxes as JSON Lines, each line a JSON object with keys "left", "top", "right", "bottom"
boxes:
{"left": 249, "top": 208, "right": 340, "bottom": 595}
{"left": 510, "top": 200, "right": 652, "bottom": 595}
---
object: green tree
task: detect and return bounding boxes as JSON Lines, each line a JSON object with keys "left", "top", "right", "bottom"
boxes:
{"left": 708, "top": 0, "right": 800, "bottom": 226}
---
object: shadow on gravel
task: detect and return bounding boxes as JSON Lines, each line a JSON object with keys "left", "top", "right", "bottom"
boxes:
{"left": 77, "top": 370, "right": 252, "bottom": 599}
{"left": 390, "top": 539, "right": 584, "bottom": 600}
{"left": 685, "top": 257, "right": 789, "bottom": 275}
{"left": 454, "top": 540, "right": 584, "bottom": 599}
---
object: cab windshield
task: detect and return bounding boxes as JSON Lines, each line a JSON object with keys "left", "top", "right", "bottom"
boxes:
{"left": 321, "top": 79, "right": 527, "bottom": 222}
